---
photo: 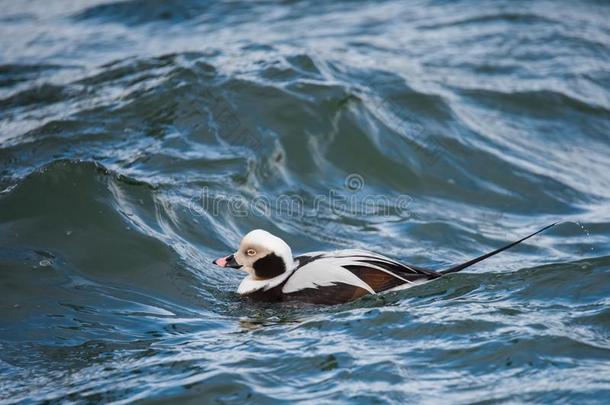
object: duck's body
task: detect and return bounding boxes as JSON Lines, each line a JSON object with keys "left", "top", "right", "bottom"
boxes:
{"left": 240, "top": 249, "right": 441, "bottom": 305}
{"left": 213, "top": 224, "right": 555, "bottom": 305}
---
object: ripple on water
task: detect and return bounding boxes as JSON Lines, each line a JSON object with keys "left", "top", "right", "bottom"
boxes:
{"left": 1, "top": 0, "right": 610, "bottom": 403}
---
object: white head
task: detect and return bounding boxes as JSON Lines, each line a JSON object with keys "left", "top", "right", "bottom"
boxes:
{"left": 213, "top": 229, "right": 295, "bottom": 294}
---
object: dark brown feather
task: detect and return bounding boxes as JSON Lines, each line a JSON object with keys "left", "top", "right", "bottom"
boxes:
{"left": 346, "top": 266, "right": 407, "bottom": 292}
{"left": 284, "top": 283, "right": 370, "bottom": 305}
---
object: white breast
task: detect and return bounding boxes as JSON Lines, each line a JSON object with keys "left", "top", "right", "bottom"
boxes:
{"left": 237, "top": 270, "right": 292, "bottom": 295}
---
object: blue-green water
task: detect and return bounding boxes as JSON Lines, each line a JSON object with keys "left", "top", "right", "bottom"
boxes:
{"left": 1, "top": 0, "right": 610, "bottom": 403}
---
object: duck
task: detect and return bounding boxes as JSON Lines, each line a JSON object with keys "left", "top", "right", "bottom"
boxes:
{"left": 213, "top": 223, "right": 556, "bottom": 305}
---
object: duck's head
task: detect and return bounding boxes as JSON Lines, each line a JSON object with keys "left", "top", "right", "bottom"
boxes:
{"left": 213, "top": 229, "right": 295, "bottom": 294}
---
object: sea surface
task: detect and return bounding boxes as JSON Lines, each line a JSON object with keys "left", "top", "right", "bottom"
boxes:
{"left": 1, "top": 0, "right": 610, "bottom": 403}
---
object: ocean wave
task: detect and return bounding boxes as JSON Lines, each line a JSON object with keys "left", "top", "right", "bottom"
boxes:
{"left": 1, "top": 0, "right": 609, "bottom": 402}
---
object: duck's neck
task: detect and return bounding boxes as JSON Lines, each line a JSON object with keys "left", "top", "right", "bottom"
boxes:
{"left": 237, "top": 261, "right": 297, "bottom": 295}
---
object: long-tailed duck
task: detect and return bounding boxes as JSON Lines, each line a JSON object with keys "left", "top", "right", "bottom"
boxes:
{"left": 213, "top": 223, "right": 556, "bottom": 305}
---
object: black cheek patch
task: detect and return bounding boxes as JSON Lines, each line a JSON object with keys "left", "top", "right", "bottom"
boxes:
{"left": 253, "top": 253, "right": 286, "bottom": 279}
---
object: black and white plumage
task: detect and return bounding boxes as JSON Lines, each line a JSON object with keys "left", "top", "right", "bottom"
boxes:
{"left": 212, "top": 224, "right": 556, "bottom": 305}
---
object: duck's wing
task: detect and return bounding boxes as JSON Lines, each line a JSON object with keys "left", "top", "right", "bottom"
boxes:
{"left": 282, "top": 250, "right": 438, "bottom": 303}
{"left": 281, "top": 224, "right": 558, "bottom": 305}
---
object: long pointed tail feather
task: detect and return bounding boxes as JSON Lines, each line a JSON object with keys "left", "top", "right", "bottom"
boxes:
{"left": 439, "top": 222, "right": 557, "bottom": 275}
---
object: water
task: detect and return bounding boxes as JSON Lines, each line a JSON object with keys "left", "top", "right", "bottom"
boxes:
{"left": 1, "top": 0, "right": 609, "bottom": 403}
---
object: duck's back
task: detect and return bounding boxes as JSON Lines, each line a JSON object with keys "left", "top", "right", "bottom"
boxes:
{"left": 248, "top": 250, "right": 440, "bottom": 305}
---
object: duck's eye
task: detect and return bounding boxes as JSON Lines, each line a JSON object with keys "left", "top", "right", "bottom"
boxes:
{"left": 246, "top": 248, "right": 256, "bottom": 256}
